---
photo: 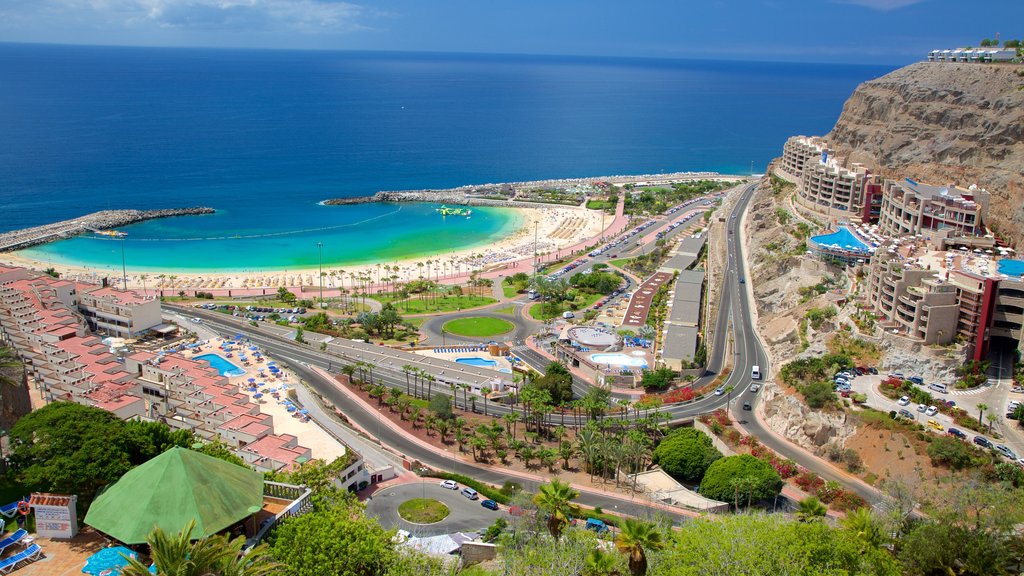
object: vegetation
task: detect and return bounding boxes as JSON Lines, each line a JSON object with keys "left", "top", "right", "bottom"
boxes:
{"left": 805, "top": 306, "right": 837, "bottom": 330}
{"left": 123, "top": 520, "right": 278, "bottom": 576}
{"left": 698, "top": 454, "right": 783, "bottom": 507}
{"left": 397, "top": 498, "right": 450, "bottom": 523}
{"left": 651, "top": 427, "right": 722, "bottom": 483}
{"left": 526, "top": 361, "right": 575, "bottom": 406}
{"left": 533, "top": 479, "right": 582, "bottom": 540}
{"left": 779, "top": 353, "right": 853, "bottom": 409}
{"left": 442, "top": 316, "right": 515, "bottom": 337}
{"left": 623, "top": 180, "right": 729, "bottom": 216}
{"left": 639, "top": 367, "right": 676, "bottom": 390}
{"left": 798, "top": 275, "right": 837, "bottom": 302}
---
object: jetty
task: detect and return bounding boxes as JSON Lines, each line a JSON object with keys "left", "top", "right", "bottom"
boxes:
{"left": 0, "top": 207, "right": 215, "bottom": 252}
{"left": 321, "top": 171, "right": 743, "bottom": 207}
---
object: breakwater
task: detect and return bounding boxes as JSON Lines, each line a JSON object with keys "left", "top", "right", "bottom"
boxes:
{"left": 0, "top": 208, "right": 215, "bottom": 252}
{"left": 321, "top": 171, "right": 742, "bottom": 206}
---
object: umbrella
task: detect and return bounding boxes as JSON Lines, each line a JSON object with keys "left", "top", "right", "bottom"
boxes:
{"left": 247, "top": 378, "right": 256, "bottom": 383}
{"left": 249, "top": 346, "right": 259, "bottom": 351}
{"left": 286, "top": 405, "right": 297, "bottom": 412}
{"left": 299, "top": 409, "right": 309, "bottom": 414}
{"left": 82, "top": 546, "right": 137, "bottom": 575}
{"left": 254, "top": 393, "right": 263, "bottom": 399}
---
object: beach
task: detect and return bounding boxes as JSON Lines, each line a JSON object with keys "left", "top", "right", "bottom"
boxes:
{"left": 0, "top": 204, "right": 609, "bottom": 293}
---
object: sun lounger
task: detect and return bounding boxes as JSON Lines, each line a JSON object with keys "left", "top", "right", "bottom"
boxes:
{"left": 0, "top": 543, "right": 42, "bottom": 574}
{"left": 0, "top": 501, "right": 26, "bottom": 519}
{"left": 0, "top": 530, "right": 27, "bottom": 556}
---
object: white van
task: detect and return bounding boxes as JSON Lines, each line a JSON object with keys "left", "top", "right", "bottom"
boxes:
{"left": 751, "top": 365, "right": 761, "bottom": 380}
{"left": 928, "top": 382, "right": 948, "bottom": 394}
{"left": 461, "top": 487, "right": 479, "bottom": 500}
{"left": 562, "top": 311, "right": 575, "bottom": 319}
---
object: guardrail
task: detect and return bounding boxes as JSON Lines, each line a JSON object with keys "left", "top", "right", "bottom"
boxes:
{"left": 248, "top": 481, "right": 313, "bottom": 547}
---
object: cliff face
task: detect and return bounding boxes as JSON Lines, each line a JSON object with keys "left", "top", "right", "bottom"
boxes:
{"left": 826, "top": 62, "right": 1024, "bottom": 243}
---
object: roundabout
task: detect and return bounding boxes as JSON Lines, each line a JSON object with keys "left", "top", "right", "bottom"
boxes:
{"left": 442, "top": 316, "right": 515, "bottom": 338}
{"left": 365, "top": 482, "right": 500, "bottom": 536}
{"left": 397, "top": 498, "right": 450, "bottom": 524}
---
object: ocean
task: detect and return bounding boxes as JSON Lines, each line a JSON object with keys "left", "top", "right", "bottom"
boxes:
{"left": 0, "top": 43, "right": 896, "bottom": 270}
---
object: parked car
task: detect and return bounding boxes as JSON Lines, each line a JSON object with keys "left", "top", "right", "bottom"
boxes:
{"left": 925, "top": 406, "right": 939, "bottom": 417}
{"left": 974, "top": 436, "right": 993, "bottom": 449}
{"left": 440, "top": 480, "right": 459, "bottom": 490}
{"left": 916, "top": 404, "right": 928, "bottom": 413}
{"left": 909, "top": 376, "right": 924, "bottom": 385}
{"left": 897, "top": 396, "right": 910, "bottom": 406}
{"left": 481, "top": 499, "right": 499, "bottom": 511}
{"left": 897, "top": 409, "right": 915, "bottom": 420}
{"left": 927, "top": 419, "right": 944, "bottom": 432}
{"left": 947, "top": 428, "right": 967, "bottom": 439}
{"left": 868, "top": 367, "right": 878, "bottom": 375}
{"left": 462, "top": 487, "right": 480, "bottom": 500}
{"left": 995, "top": 445, "right": 1018, "bottom": 460}
{"left": 585, "top": 518, "right": 609, "bottom": 534}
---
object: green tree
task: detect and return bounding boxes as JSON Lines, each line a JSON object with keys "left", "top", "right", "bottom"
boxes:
{"left": 615, "top": 518, "right": 665, "bottom": 576}
{"left": 531, "top": 361, "right": 575, "bottom": 406}
{"left": 269, "top": 495, "right": 396, "bottom": 576}
{"left": 698, "top": 454, "right": 782, "bottom": 505}
{"left": 651, "top": 428, "right": 722, "bottom": 483}
{"left": 123, "top": 519, "right": 278, "bottom": 576}
{"left": 532, "top": 479, "right": 581, "bottom": 540}
{"left": 639, "top": 367, "right": 676, "bottom": 390}
{"left": 926, "top": 435, "right": 982, "bottom": 470}
{"left": 584, "top": 548, "right": 622, "bottom": 576}
{"left": 841, "top": 507, "right": 886, "bottom": 553}
{"left": 428, "top": 393, "right": 453, "bottom": 420}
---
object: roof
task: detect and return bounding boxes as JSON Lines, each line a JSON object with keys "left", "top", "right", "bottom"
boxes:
{"left": 84, "top": 447, "right": 263, "bottom": 544}
{"left": 661, "top": 254, "right": 696, "bottom": 272}
{"left": 662, "top": 325, "right": 699, "bottom": 361}
{"left": 675, "top": 235, "right": 706, "bottom": 257}
{"left": 675, "top": 270, "right": 705, "bottom": 286}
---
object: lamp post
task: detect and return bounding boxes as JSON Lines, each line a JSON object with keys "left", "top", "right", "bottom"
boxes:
{"left": 317, "top": 242, "right": 324, "bottom": 309}
{"left": 120, "top": 237, "right": 128, "bottom": 291}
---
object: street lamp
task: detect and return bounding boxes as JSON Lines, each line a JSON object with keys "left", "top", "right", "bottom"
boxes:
{"left": 317, "top": 242, "right": 324, "bottom": 309}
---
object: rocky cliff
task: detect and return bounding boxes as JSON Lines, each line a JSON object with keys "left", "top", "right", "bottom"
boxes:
{"left": 826, "top": 62, "right": 1024, "bottom": 244}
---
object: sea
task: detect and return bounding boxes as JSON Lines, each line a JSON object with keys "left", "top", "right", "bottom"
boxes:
{"left": 0, "top": 43, "right": 897, "bottom": 272}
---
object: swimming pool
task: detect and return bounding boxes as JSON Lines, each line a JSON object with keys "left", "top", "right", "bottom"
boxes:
{"left": 998, "top": 259, "right": 1024, "bottom": 277}
{"left": 589, "top": 353, "right": 648, "bottom": 368}
{"left": 195, "top": 353, "right": 246, "bottom": 377}
{"left": 456, "top": 357, "right": 499, "bottom": 368}
{"left": 809, "top": 226, "right": 871, "bottom": 253}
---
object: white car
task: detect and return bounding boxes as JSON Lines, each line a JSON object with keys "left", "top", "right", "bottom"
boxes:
{"left": 925, "top": 405, "right": 939, "bottom": 417}
{"left": 916, "top": 404, "right": 928, "bottom": 413}
{"left": 749, "top": 383, "right": 761, "bottom": 393}
{"left": 440, "top": 480, "right": 459, "bottom": 490}
{"left": 897, "top": 396, "right": 910, "bottom": 406}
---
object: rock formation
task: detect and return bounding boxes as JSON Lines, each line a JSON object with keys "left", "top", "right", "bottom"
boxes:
{"left": 826, "top": 62, "right": 1024, "bottom": 244}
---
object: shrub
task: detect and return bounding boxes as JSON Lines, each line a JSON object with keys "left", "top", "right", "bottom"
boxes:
{"left": 699, "top": 454, "right": 783, "bottom": 505}
{"left": 652, "top": 428, "right": 723, "bottom": 483}
{"left": 795, "top": 471, "right": 825, "bottom": 493}
{"left": 423, "top": 472, "right": 509, "bottom": 504}
{"left": 926, "top": 436, "right": 986, "bottom": 470}
{"left": 830, "top": 490, "right": 868, "bottom": 512}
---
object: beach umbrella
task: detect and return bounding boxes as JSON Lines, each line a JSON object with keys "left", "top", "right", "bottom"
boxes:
{"left": 286, "top": 405, "right": 297, "bottom": 412}
{"left": 83, "top": 546, "right": 138, "bottom": 575}
{"left": 249, "top": 346, "right": 258, "bottom": 351}
{"left": 254, "top": 393, "right": 263, "bottom": 399}
{"left": 299, "top": 409, "right": 309, "bottom": 414}
{"left": 247, "top": 378, "right": 256, "bottom": 383}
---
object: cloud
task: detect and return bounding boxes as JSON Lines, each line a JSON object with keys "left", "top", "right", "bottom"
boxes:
{"left": 2, "top": 0, "right": 375, "bottom": 35}
{"left": 832, "top": 0, "right": 928, "bottom": 11}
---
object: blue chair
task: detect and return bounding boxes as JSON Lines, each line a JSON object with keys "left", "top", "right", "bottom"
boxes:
{"left": 0, "top": 530, "right": 27, "bottom": 556}
{"left": 0, "top": 500, "right": 26, "bottom": 519}
{"left": 0, "top": 543, "right": 42, "bottom": 574}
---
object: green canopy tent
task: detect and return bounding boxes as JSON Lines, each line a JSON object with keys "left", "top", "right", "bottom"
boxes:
{"left": 84, "top": 447, "right": 263, "bottom": 544}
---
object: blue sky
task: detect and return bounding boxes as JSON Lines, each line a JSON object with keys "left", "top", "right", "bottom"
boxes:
{"left": 0, "top": 0, "right": 1019, "bottom": 63}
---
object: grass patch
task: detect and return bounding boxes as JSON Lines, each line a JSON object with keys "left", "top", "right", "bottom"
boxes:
{"left": 493, "top": 305, "right": 516, "bottom": 316}
{"left": 387, "top": 295, "right": 497, "bottom": 314}
{"left": 502, "top": 284, "right": 522, "bottom": 299}
{"left": 608, "top": 257, "right": 634, "bottom": 270}
{"left": 442, "top": 317, "right": 515, "bottom": 337}
{"left": 827, "top": 332, "right": 881, "bottom": 366}
{"left": 397, "top": 498, "right": 450, "bottom": 523}
{"left": 528, "top": 292, "right": 604, "bottom": 321}
{"left": 586, "top": 199, "right": 615, "bottom": 211}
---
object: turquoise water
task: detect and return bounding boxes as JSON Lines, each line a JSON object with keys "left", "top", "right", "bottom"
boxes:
{"left": 589, "top": 353, "right": 648, "bottom": 368}
{"left": 999, "top": 260, "right": 1024, "bottom": 277}
{"left": 20, "top": 203, "right": 519, "bottom": 272}
{"left": 809, "top": 226, "right": 871, "bottom": 252}
{"left": 455, "top": 357, "right": 499, "bottom": 368}
{"left": 195, "top": 353, "right": 246, "bottom": 377}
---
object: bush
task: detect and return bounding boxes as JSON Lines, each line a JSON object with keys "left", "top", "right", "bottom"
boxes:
{"left": 652, "top": 428, "right": 723, "bottom": 483}
{"left": 428, "top": 393, "right": 453, "bottom": 420}
{"left": 699, "top": 454, "right": 783, "bottom": 505}
{"left": 926, "top": 436, "right": 986, "bottom": 470}
{"left": 423, "top": 472, "right": 509, "bottom": 504}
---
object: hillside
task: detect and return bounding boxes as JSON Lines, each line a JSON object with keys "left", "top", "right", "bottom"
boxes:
{"left": 826, "top": 62, "right": 1024, "bottom": 244}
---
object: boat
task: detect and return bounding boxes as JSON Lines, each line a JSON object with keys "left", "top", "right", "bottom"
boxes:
{"left": 436, "top": 205, "right": 472, "bottom": 217}
{"left": 91, "top": 229, "right": 128, "bottom": 238}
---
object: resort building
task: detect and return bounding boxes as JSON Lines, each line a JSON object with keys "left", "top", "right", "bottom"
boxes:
{"left": 78, "top": 285, "right": 163, "bottom": 338}
{"left": 859, "top": 243, "right": 1024, "bottom": 362}
{"left": 876, "top": 179, "right": 990, "bottom": 243}
{"left": 778, "top": 136, "right": 831, "bottom": 181}
{"left": 797, "top": 159, "right": 878, "bottom": 218}
{"left": 928, "top": 48, "right": 1018, "bottom": 63}
{"left": 0, "top": 265, "right": 327, "bottom": 475}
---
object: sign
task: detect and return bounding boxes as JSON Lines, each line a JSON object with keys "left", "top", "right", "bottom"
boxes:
{"left": 29, "top": 493, "right": 78, "bottom": 539}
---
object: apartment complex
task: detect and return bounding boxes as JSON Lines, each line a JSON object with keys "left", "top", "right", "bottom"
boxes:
{"left": 0, "top": 266, "right": 339, "bottom": 476}
{"left": 877, "top": 179, "right": 990, "bottom": 242}
{"left": 779, "top": 136, "right": 830, "bottom": 180}
{"left": 799, "top": 159, "right": 879, "bottom": 218}
{"left": 861, "top": 248, "right": 1024, "bottom": 361}
{"left": 77, "top": 285, "right": 163, "bottom": 338}
{"left": 927, "top": 48, "right": 1018, "bottom": 63}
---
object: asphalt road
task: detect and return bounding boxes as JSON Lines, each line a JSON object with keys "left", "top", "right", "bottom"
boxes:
{"left": 365, "top": 482, "right": 499, "bottom": 537}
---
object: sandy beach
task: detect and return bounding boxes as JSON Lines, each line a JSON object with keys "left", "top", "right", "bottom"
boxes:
{"left": 0, "top": 204, "right": 607, "bottom": 293}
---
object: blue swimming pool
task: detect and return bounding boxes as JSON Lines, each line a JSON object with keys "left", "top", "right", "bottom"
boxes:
{"left": 809, "top": 226, "right": 871, "bottom": 252}
{"left": 195, "top": 353, "right": 246, "bottom": 377}
{"left": 999, "top": 259, "right": 1024, "bottom": 277}
{"left": 456, "top": 357, "right": 499, "bottom": 368}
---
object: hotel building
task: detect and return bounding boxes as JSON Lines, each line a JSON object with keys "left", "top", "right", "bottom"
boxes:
{"left": 779, "top": 136, "right": 831, "bottom": 180}
{"left": 876, "top": 179, "right": 990, "bottom": 242}
{"left": 862, "top": 250, "right": 960, "bottom": 345}
{"left": 0, "top": 265, "right": 344, "bottom": 476}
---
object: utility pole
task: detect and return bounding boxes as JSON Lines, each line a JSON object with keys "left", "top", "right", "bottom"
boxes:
{"left": 317, "top": 242, "right": 324, "bottom": 308}
{"left": 120, "top": 237, "right": 128, "bottom": 291}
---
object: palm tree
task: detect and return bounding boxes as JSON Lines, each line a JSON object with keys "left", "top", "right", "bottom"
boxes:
{"left": 584, "top": 548, "right": 621, "bottom": 576}
{"left": 977, "top": 403, "right": 988, "bottom": 429}
{"left": 532, "top": 479, "right": 581, "bottom": 540}
{"left": 986, "top": 413, "right": 998, "bottom": 434}
{"left": 796, "top": 496, "right": 828, "bottom": 522}
{"left": 841, "top": 506, "right": 885, "bottom": 553}
{"left": 615, "top": 518, "right": 664, "bottom": 576}
{"left": 122, "top": 520, "right": 278, "bottom": 576}
{"left": 481, "top": 387, "right": 491, "bottom": 416}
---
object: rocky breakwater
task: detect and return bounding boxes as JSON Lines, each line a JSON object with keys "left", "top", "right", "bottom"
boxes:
{"left": 826, "top": 61, "right": 1024, "bottom": 244}
{"left": 0, "top": 207, "right": 215, "bottom": 252}
{"left": 322, "top": 188, "right": 492, "bottom": 206}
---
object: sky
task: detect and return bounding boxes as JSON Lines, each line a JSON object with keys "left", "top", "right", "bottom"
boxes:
{"left": 0, "top": 0, "right": 1020, "bottom": 64}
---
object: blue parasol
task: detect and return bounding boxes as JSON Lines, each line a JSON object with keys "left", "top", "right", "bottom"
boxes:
{"left": 253, "top": 393, "right": 263, "bottom": 399}
{"left": 82, "top": 546, "right": 137, "bottom": 575}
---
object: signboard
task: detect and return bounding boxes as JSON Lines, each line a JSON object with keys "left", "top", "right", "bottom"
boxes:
{"left": 29, "top": 493, "right": 78, "bottom": 539}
